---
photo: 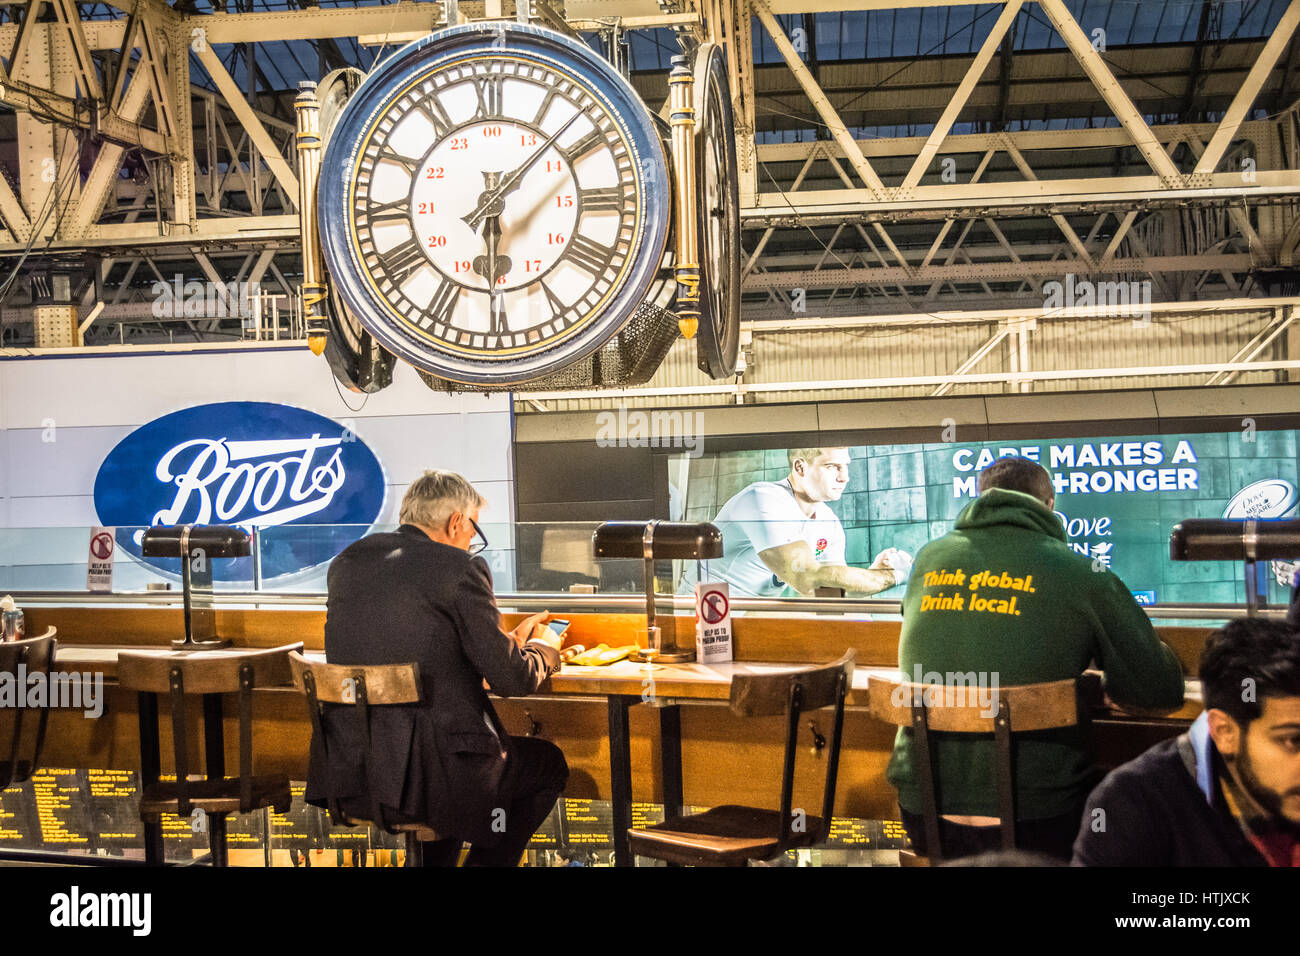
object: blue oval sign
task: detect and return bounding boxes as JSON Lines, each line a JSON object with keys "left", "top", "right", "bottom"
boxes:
{"left": 93, "top": 401, "right": 386, "bottom": 582}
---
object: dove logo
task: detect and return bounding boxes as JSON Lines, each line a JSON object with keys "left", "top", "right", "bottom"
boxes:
{"left": 94, "top": 402, "right": 386, "bottom": 581}
{"left": 1223, "top": 479, "right": 1298, "bottom": 520}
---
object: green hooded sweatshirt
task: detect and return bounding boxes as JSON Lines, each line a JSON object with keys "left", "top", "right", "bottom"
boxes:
{"left": 885, "top": 488, "right": 1186, "bottom": 820}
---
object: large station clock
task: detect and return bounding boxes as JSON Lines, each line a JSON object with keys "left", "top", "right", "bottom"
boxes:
{"left": 318, "top": 23, "right": 672, "bottom": 387}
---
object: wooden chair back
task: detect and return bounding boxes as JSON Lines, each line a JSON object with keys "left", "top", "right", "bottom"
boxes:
{"left": 288, "top": 651, "right": 423, "bottom": 833}
{"left": 866, "top": 673, "right": 1080, "bottom": 862}
{"left": 865, "top": 676, "right": 1080, "bottom": 732}
{"left": 0, "top": 628, "right": 57, "bottom": 788}
{"left": 118, "top": 644, "right": 298, "bottom": 695}
{"left": 119, "top": 643, "right": 301, "bottom": 816}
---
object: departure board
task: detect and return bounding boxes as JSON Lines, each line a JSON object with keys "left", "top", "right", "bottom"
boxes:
{"left": 526, "top": 803, "right": 561, "bottom": 848}
{"left": 0, "top": 783, "right": 36, "bottom": 848}
{"left": 31, "top": 768, "right": 92, "bottom": 848}
{"left": 630, "top": 802, "right": 665, "bottom": 830}
{"left": 880, "top": 819, "right": 911, "bottom": 848}
{"left": 269, "top": 783, "right": 314, "bottom": 851}
{"left": 825, "top": 817, "right": 874, "bottom": 847}
{"left": 87, "top": 769, "right": 142, "bottom": 850}
{"left": 559, "top": 798, "right": 613, "bottom": 847}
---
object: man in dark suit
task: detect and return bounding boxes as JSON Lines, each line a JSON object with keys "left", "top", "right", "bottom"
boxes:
{"left": 306, "top": 469, "right": 568, "bottom": 866}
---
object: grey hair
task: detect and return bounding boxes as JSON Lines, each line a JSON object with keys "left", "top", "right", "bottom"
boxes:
{"left": 399, "top": 470, "right": 486, "bottom": 529}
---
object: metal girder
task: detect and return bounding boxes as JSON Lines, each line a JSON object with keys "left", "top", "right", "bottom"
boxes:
{"left": 1194, "top": 0, "right": 1300, "bottom": 176}
{"left": 752, "top": 0, "right": 886, "bottom": 198}
{"left": 900, "top": 0, "right": 1022, "bottom": 191}
{"left": 1038, "top": 0, "right": 1182, "bottom": 184}
{"left": 743, "top": 169, "right": 1300, "bottom": 226}
{"left": 193, "top": 42, "right": 300, "bottom": 204}
{"left": 514, "top": 360, "right": 1300, "bottom": 403}
{"left": 743, "top": 297, "right": 1300, "bottom": 332}
{"left": 64, "top": 69, "right": 154, "bottom": 237}
{"left": 741, "top": 254, "right": 1254, "bottom": 292}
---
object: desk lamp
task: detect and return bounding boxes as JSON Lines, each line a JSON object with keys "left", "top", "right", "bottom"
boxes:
{"left": 592, "top": 521, "right": 722, "bottom": 663}
{"left": 1170, "top": 518, "right": 1300, "bottom": 617}
{"left": 142, "top": 525, "right": 251, "bottom": 647}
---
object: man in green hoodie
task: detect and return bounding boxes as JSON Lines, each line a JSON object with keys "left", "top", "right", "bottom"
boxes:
{"left": 885, "top": 456, "right": 1186, "bottom": 860}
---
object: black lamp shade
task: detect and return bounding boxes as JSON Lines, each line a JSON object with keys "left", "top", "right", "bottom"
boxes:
{"left": 592, "top": 521, "right": 723, "bottom": 560}
{"left": 142, "top": 525, "right": 252, "bottom": 559}
{"left": 1170, "top": 518, "right": 1300, "bottom": 561}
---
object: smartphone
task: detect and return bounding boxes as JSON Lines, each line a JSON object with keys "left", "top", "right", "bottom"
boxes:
{"left": 546, "top": 619, "right": 571, "bottom": 637}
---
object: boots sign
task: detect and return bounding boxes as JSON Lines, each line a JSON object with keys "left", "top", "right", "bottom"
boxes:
{"left": 92, "top": 402, "right": 386, "bottom": 582}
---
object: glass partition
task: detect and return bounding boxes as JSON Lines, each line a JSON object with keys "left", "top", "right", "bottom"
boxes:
{"left": 1, "top": 521, "right": 1288, "bottom": 626}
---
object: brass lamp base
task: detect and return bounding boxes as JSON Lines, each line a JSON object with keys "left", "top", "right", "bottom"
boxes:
{"left": 631, "top": 647, "right": 695, "bottom": 664}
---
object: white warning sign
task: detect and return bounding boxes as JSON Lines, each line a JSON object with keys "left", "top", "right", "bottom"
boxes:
{"left": 87, "top": 527, "right": 115, "bottom": 593}
{"left": 695, "top": 582, "right": 733, "bottom": 664}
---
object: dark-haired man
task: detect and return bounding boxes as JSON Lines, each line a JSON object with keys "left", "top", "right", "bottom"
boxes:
{"left": 1073, "top": 617, "right": 1300, "bottom": 866}
{"left": 887, "top": 456, "right": 1185, "bottom": 860}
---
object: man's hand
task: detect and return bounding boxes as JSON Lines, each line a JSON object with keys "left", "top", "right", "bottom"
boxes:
{"left": 870, "top": 548, "right": 914, "bottom": 585}
{"left": 529, "top": 623, "right": 564, "bottom": 652}
{"left": 509, "top": 610, "right": 551, "bottom": 648}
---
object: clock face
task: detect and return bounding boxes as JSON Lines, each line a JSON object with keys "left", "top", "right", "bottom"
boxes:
{"left": 318, "top": 25, "right": 670, "bottom": 387}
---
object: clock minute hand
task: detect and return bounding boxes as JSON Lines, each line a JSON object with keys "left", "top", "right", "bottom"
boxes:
{"left": 462, "top": 112, "right": 583, "bottom": 231}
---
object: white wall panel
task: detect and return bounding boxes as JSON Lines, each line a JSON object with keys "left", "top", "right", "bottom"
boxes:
{"left": 0, "top": 347, "right": 516, "bottom": 589}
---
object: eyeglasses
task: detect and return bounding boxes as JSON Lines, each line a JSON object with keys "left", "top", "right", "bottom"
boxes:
{"left": 468, "top": 517, "right": 488, "bottom": 556}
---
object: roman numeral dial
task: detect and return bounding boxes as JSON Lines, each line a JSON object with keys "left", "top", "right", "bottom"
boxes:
{"left": 324, "top": 27, "right": 670, "bottom": 387}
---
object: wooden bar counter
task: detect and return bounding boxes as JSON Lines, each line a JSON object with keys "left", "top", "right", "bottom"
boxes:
{"left": 23, "top": 605, "right": 1210, "bottom": 828}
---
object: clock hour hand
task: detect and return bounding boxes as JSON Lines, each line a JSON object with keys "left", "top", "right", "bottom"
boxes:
{"left": 462, "top": 112, "right": 582, "bottom": 231}
{"left": 473, "top": 215, "right": 511, "bottom": 335}
{"left": 473, "top": 213, "right": 513, "bottom": 289}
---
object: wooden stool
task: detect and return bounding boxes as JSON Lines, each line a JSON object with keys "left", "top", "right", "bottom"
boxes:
{"left": 289, "top": 651, "right": 443, "bottom": 867}
{"left": 627, "top": 651, "right": 855, "bottom": 866}
{"left": 867, "top": 674, "right": 1080, "bottom": 864}
{"left": 118, "top": 643, "right": 302, "bottom": 866}
{"left": 0, "top": 628, "right": 57, "bottom": 788}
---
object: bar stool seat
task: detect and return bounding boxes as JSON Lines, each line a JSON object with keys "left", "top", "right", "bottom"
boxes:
{"left": 138, "top": 773, "right": 292, "bottom": 816}
{"left": 629, "top": 805, "right": 826, "bottom": 866}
